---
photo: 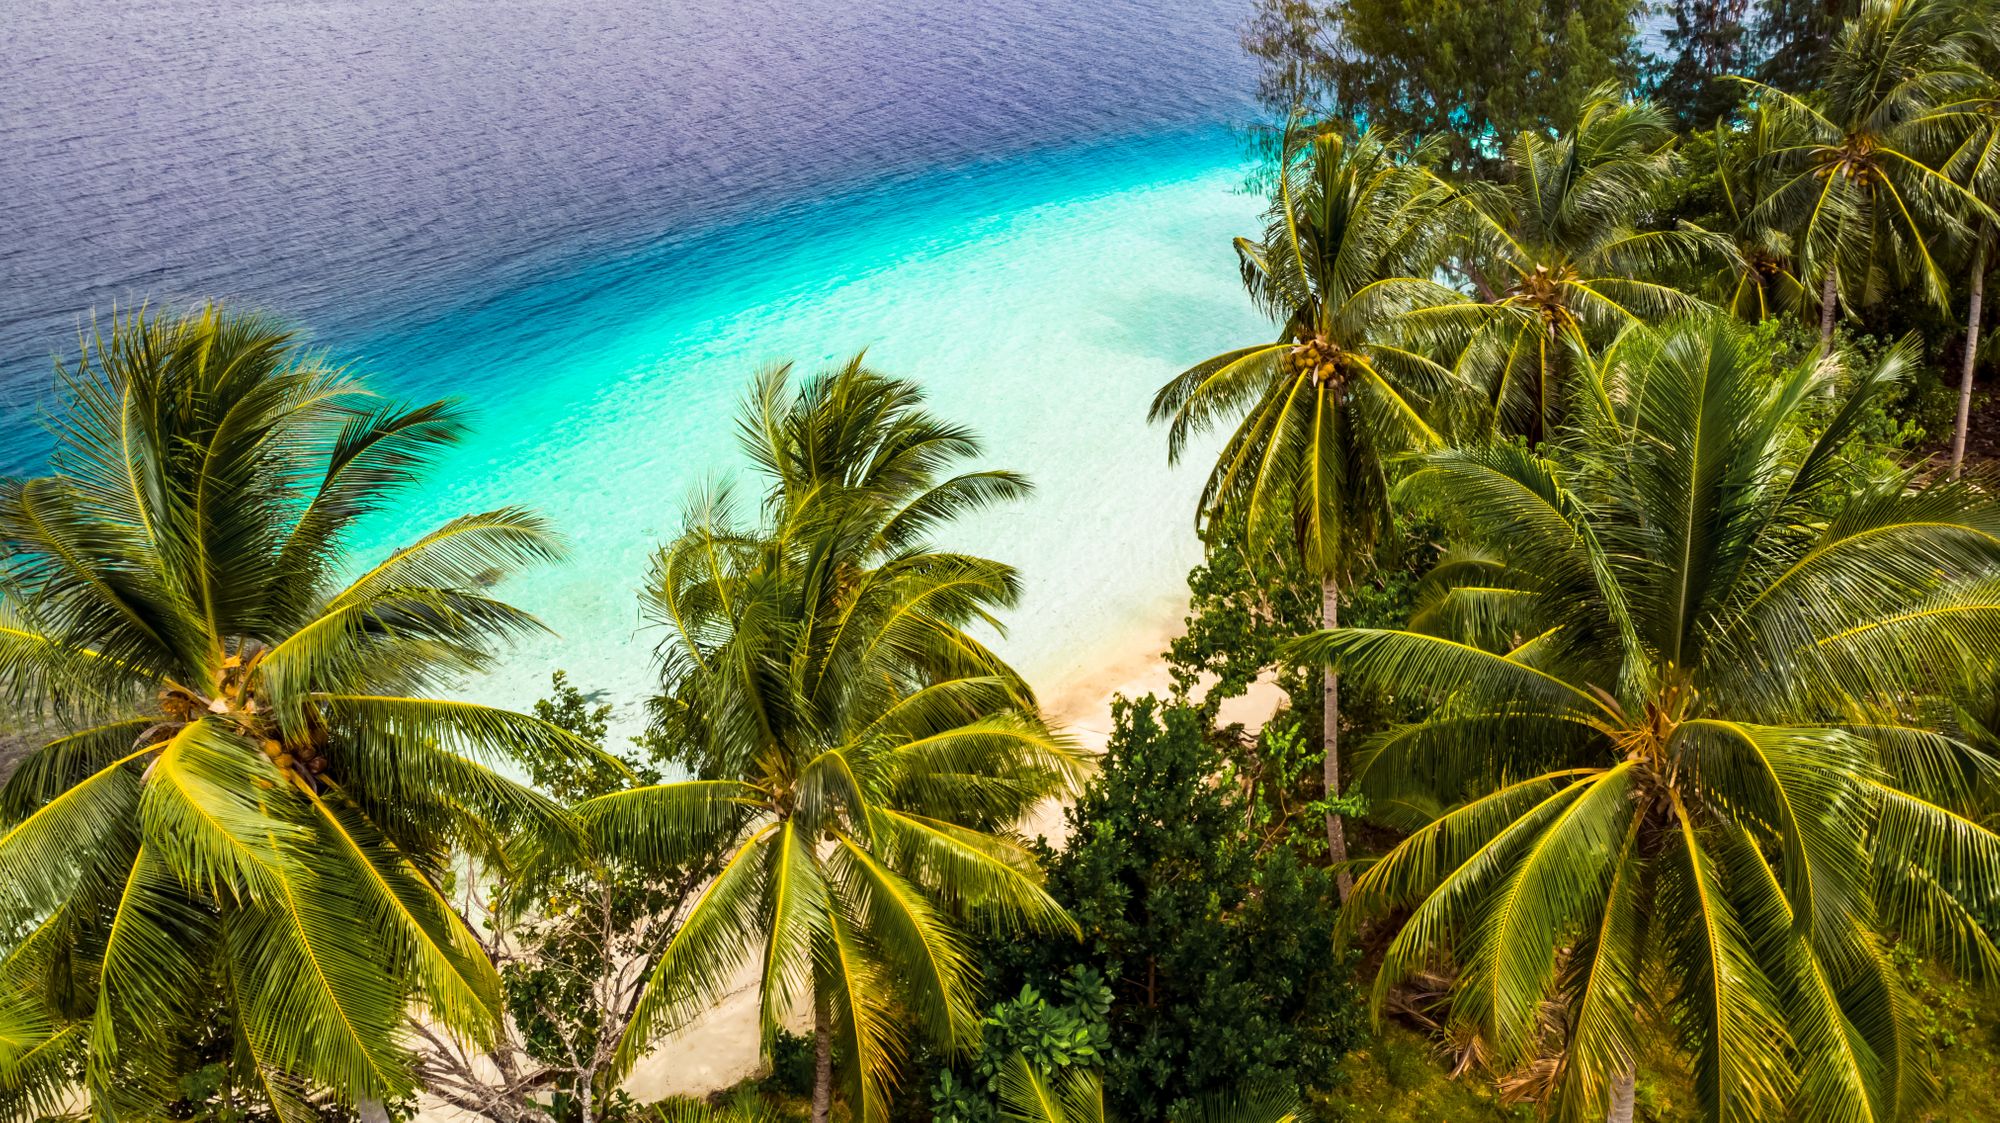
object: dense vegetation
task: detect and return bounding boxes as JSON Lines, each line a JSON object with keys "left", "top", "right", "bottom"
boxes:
{"left": 0, "top": 309, "right": 606, "bottom": 1117}
{"left": 3, "top": 1, "right": 2000, "bottom": 1122}
{"left": 956, "top": 697, "right": 1359, "bottom": 1122}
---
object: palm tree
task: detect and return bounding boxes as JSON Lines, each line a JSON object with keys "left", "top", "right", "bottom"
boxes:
{"left": 0, "top": 305, "right": 600, "bottom": 1116}
{"left": 1149, "top": 123, "right": 1469, "bottom": 896}
{"left": 1707, "top": 115, "right": 1810, "bottom": 322}
{"left": 1438, "top": 84, "right": 1725, "bottom": 440}
{"left": 580, "top": 359, "right": 1086, "bottom": 1123}
{"left": 1740, "top": 0, "right": 1991, "bottom": 342}
{"left": 985, "top": 1057, "right": 1107, "bottom": 1123}
{"left": 1938, "top": 27, "right": 2000, "bottom": 474}
{"left": 1298, "top": 313, "right": 2000, "bottom": 1122}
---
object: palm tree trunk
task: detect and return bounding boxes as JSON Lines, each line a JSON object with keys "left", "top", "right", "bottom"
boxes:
{"left": 1322, "top": 578, "right": 1353, "bottom": 903}
{"left": 357, "top": 1101, "right": 391, "bottom": 1123}
{"left": 1819, "top": 266, "right": 1839, "bottom": 344}
{"left": 811, "top": 991, "right": 833, "bottom": 1123}
{"left": 1953, "top": 235, "right": 1987, "bottom": 478}
{"left": 1606, "top": 1068, "right": 1636, "bottom": 1123}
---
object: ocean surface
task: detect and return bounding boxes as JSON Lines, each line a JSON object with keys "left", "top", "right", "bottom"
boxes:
{"left": 0, "top": 0, "right": 1270, "bottom": 728}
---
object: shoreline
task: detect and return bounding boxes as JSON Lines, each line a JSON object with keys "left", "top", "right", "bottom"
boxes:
{"left": 1039, "top": 591, "right": 1292, "bottom": 754}
{"left": 1038, "top": 589, "right": 1190, "bottom": 753}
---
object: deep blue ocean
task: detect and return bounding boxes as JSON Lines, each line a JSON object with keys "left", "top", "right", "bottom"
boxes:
{"left": 0, "top": 0, "right": 1270, "bottom": 727}
{"left": 2, "top": 0, "right": 1256, "bottom": 441}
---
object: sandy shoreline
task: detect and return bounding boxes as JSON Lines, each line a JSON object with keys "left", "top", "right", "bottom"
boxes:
{"left": 1038, "top": 595, "right": 1290, "bottom": 753}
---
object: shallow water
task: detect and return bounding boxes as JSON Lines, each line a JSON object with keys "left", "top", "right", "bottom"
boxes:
{"left": 0, "top": 0, "right": 1271, "bottom": 725}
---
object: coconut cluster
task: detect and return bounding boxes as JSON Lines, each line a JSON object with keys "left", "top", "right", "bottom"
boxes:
{"left": 259, "top": 735, "right": 329, "bottom": 778}
{"left": 145, "top": 644, "right": 330, "bottom": 783}
{"left": 1280, "top": 337, "right": 1343, "bottom": 386}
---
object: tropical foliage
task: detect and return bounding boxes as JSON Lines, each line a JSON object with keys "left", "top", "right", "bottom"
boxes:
{"left": 1300, "top": 313, "right": 2000, "bottom": 1121}
{"left": 1151, "top": 125, "right": 1465, "bottom": 579}
{"left": 1938, "top": 25, "right": 2000, "bottom": 472}
{"left": 1150, "top": 123, "right": 1466, "bottom": 886}
{"left": 1736, "top": 0, "right": 1993, "bottom": 337}
{"left": 412, "top": 672, "right": 695, "bottom": 1123}
{"left": 1441, "top": 85, "right": 1725, "bottom": 440}
{"left": 961, "top": 1058, "right": 1300, "bottom": 1123}
{"left": 1696, "top": 116, "right": 1811, "bottom": 322}
{"left": 10, "top": 2, "right": 2000, "bottom": 1122}
{"left": 1243, "top": 0, "right": 1642, "bottom": 174}
{"left": 0, "top": 306, "right": 598, "bottom": 1116}
{"left": 971, "top": 697, "right": 1361, "bottom": 1122}
{"left": 929, "top": 969, "right": 1111, "bottom": 1123}
{"left": 1650, "top": 0, "right": 1757, "bottom": 124}
{"left": 574, "top": 359, "right": 1087, "bottom": 1123}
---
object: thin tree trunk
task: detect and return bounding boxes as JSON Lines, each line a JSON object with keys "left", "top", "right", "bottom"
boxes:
{"left": 1953, "top": 235, "right": 1987, "bottom": 478}
{"left": 1819, "top": 265, "right": 1839, "bottom": 344}
{"left": 357, "top": 1101, "right": 392, "bottom": 1123}
{"left": 1322, "top": 579, "right": 1353, "bottom": 903}
{"left": 1606, "top": 1068, "right": 1636, "bottom": 1123}
{"left": 811, "top": 991, "right": 833, "bottom": 1123}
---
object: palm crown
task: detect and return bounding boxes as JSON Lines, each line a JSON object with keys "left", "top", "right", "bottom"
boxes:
{"left": 1150, "top": 124, "right": 1467, "bottom": 579}
{"left": 1441, "top": 86, "right": 1726, "bottom": 439}
{"left": 1741, "top": 0, "right": 1992, "bottom": 330}
{"left": 1707, "top": 115, "right": 1811, "bottom": 322}
{"left": 0, "top": 306, "right": 599, "bottom": 1116}
{"left": 1300, "top": 314, "right": 2000, "bottom": 1122}
{"left": 579, "top": 359, "right": 1086, "bottom": 1122}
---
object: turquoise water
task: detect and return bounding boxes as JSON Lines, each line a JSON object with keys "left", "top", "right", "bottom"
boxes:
{"left": 348, "top": 132, "right": 1265, "bottom": 727}
{"left": 0, "top": 0, "right": 1257, "bottom": 420}
{"left": 0, "top": 0, "right": 1272, "bottom": 726}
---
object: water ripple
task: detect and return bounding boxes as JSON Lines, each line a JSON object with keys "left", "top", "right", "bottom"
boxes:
{"left": 0, "top": 0, "right": 1255, "bottom": 463}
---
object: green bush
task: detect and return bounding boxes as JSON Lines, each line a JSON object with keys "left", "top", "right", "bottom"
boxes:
{"left": 974, "top": 697, "right": 1364, "bottom": 1121}
{"left": 930, "top": 969, "right": 1112, "bottom": 1123}
{"left": 760, "top": 1030, "right": 817, "bottom": 1099}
